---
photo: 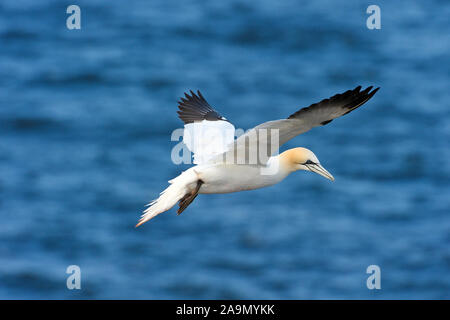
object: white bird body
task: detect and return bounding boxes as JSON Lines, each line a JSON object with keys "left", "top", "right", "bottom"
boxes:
{"left": 136, "top": 86, "right": 379, "bottom": 226}
{"left": 136, "top": 158, "right": 289, "bottom": 223}
{"left": 195, "top": 158, "right": 290, "bottom": 194}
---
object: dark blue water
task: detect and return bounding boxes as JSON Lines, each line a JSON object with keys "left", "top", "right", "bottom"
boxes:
{"left": 0, "top": 0, "right": 449, "bottom": 299}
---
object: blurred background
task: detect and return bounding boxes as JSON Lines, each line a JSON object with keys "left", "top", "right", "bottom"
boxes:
{"left": 0, "top": 0, "right": 449, "bottom": 299}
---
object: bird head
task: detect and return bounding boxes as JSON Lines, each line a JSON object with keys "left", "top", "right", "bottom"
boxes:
{"left": 281, "top": 147, "right": 334, "bottom": 181}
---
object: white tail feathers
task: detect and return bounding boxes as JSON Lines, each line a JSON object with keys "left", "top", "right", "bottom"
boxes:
{"left": 136, "top": 169, "right": 198, "bottom": 227}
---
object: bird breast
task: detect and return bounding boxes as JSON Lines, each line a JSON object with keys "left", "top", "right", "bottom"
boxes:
{"left": 195, "top": 161, "right": 290, "bottom": 194}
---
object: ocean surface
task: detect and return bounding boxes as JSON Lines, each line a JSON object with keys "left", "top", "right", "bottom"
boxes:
{"left": 0, "top": 0, "right": 449, "bottom": 299}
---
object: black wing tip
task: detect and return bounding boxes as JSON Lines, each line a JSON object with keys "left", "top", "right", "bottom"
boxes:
{"left": 370, "top": 86, "right": 380, "bottom": 95}
{"left": 181, "top": 90, "right": 203, "bottom": 102}
{"left": 180, "top": 89, "right": 206, "bottom": 104}
{"left": 344, "top": 84, "right": 379, "bottom": 108}
{"left": 288, "top": 84, "right": 380, "bottom": 121}
{"left": 356, "top": 85, "right": 379, "bottom": 95}
{"left": 177, "top": 89, "right": 226, "bottom": 124}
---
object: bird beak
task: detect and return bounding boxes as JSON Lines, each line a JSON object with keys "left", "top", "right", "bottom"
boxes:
{"left": 307, "top": 163, "right": 335, "bottom": 181}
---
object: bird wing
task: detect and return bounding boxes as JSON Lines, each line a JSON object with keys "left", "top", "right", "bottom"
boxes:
{"left": 210, "top": 85, "right": 379, "bottom": 165}
{"left": 178, "top": 90, "right": 235, "bottom": 164}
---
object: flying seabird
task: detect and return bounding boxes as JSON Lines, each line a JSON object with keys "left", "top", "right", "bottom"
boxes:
{"left": 136, "top": 86, "right": 379, "bottom": 226}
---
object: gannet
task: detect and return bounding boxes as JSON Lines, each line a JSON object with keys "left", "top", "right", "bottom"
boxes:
{"left": 136, "top": 86, "right": 379, "bottom": 226}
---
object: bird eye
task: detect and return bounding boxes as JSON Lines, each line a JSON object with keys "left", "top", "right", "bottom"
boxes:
{"left": 303, "top": 160, "right": 316, "bottom": 165}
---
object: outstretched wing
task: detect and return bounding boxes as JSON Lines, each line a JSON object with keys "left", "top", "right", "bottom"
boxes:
{"left": 210, "top": 85, "right": 379, "bottom": 165}
{"left": 178, "top": 90, "right": 235, "bottom": 164}
{"left": 286, "top": 85, "right": 379, "bottom": 126}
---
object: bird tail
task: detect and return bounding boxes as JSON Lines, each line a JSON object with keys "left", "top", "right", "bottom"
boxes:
{"left": 136, "top": 169, "right": 198, "bottom": 227}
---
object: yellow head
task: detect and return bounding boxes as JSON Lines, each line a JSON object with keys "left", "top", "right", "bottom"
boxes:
{"left": 280, "top": 147, "right": 334, "bottom": 181}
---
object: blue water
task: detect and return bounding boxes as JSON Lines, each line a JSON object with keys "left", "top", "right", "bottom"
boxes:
{"left": 0, "top": 0, "right": 449, "bottom": 299}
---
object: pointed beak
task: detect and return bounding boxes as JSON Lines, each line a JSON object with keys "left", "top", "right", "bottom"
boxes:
{"left": 307, "top": 163, "right": 335, "bottom": 181}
